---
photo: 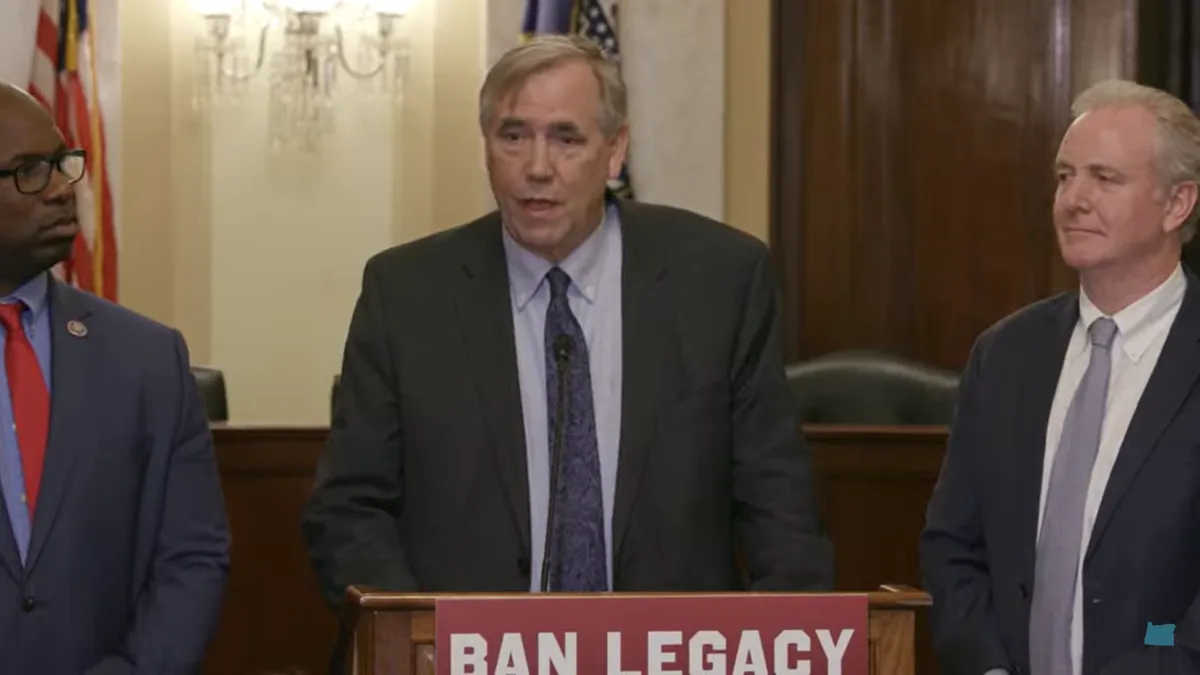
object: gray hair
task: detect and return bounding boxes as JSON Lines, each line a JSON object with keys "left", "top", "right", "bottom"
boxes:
{"left": 479, "top": 35, "right": 627, "bottom": 139}
{"left": 1071, "top": 79, "right": 1200, "bottom": 242}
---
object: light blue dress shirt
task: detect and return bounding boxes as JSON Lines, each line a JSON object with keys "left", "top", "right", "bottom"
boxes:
{"left": 503, "top": 204, "right": 623, "bottom": 592}
{"left": 0, "top": 272, "right": 52, "bottom": 564}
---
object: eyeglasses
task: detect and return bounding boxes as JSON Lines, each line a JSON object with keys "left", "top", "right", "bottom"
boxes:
{"left": 0, "top": 149, "right": 87, "bottom": 195}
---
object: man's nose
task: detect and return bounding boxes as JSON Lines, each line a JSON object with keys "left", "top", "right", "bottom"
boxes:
{"left": 524, "top": 138, "right": 552, "bottom": 181}
{"left": 1058, "top": 178, "right": 1091, "bottom": 212}
{"left": 41, "top": 171, "right": 76, "bottom": 203}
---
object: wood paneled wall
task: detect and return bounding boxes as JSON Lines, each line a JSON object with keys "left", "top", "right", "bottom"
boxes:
{"left": 770, "top": 0, "right": 1143, "bottom": 370}
{"left": 205, "top": 426, "right": 336, "bottom": 675}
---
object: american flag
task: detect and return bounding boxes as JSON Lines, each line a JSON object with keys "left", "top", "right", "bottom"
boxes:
{"left": 28, "top": 0, "right": 118, "bottom": 302}
{"left": 522, "top": 0, "right": 634, "bottom": 199}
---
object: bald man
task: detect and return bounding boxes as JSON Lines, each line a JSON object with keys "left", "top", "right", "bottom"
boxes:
{"left": 0, "top": 82, "right": 229, "bottom": 674}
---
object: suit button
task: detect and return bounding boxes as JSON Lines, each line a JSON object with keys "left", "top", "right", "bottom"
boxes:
{"left": 517, "top": 557, "right": 531, "bottom": 576}
{"left": 20, "top": 596, "right": 35, "bottom": 612}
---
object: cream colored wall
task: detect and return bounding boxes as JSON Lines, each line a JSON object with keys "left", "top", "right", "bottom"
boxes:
{"left": 118, "top": 0, "right": 771, "bottom": 423}
{"left": 724, "top": 0, "right": 770, "bottom": 242}
{"left": 121, "top": 0, "right": 212, "bottom": 362}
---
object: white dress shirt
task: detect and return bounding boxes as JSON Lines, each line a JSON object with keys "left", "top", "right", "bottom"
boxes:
{"left": 1023, "top": 263, "right": 1185, "bottom": 675}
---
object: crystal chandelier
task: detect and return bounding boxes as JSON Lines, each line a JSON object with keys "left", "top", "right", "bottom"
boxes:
{"left": 189, "top": 0, "right": 412, "bottom": 152}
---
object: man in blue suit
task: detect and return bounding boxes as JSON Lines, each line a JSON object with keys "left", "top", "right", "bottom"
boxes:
{"left": 921, "top": 79, "right": 1200, "bottom": 675}
{"left": 0, "top": 82, "right": 230, "bottom": 673}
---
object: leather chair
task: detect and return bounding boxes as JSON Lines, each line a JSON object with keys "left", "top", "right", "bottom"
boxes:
{"left": 190, "top": 366, "right": 229, "bottom": 423}
{"left": 785, "top": 350, "right": 960, "bottom": 425}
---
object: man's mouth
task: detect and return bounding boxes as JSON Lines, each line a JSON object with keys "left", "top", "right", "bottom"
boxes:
{"left": 41, "top": 215, "right": 79, "bottom": 237}
{"left": 521, "top": 198, "right": 561, "bottom": 212}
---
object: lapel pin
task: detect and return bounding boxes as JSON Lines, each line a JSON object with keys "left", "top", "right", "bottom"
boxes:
{"left": 66, "top": 320, "right": 87, "bottom": 338}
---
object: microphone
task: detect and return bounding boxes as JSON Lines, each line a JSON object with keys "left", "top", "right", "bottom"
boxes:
{"left": 540, "top": 333, "right": 573, "bottom": 592}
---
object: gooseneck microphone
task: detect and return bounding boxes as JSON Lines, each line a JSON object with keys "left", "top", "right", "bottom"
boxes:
{"left": 540, "top": 333, "right": 573, "bottom": 592}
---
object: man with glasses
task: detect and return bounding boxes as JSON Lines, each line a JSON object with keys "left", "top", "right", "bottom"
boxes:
{"left": 0, "top": 81, "right": 229, "bottom": 674}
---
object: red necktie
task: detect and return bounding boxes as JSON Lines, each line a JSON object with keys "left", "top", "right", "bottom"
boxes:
{"left": 0, "top": 303, "right": 48, "bottom": 517}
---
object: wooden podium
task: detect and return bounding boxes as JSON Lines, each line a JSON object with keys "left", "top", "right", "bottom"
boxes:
{"left": 343, "top": 584, "right": 930, "bottom": 675}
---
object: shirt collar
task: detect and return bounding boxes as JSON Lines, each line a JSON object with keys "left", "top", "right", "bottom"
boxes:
{"left": 502, "top": 202, "right": 619, "bottom": 312}
{"left": 1078, "top": 263, "right": 1186, "bottom": 361}
{"left": 0, "top": 272, "right": 50, "bottom": 323}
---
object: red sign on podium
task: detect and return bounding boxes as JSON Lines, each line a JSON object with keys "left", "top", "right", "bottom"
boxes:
{"left": 435, "top": 594, "right": 868, "bottom": 675}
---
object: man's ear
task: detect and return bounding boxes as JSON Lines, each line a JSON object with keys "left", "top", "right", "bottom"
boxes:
{"left": 607, "top": 125, "right": 630, "bottom": 180}
{"left": 1165, "top": 181, "right": 1199, "bottom": 236}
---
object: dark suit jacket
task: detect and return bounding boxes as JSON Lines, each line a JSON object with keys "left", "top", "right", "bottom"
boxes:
{"left": 0, "top": 280, "right": 230, "bottom": 675}
{"left": 920, "top": 270, "right": 1200, "bottom": 675}
{"left": 303, "top": 199, "right": 832, "bottom": 603}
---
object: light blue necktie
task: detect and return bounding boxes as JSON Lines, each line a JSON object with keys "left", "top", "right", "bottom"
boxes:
{"left": 1029, "top": 317, "right": 1118, "bottom": 675}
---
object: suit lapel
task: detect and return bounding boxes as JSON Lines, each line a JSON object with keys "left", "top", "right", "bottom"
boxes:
{"left": 1012, "top": 295, "right": 1077, "bottom": 587}
{"left": 1085, "top": 272, "right": 1200, "bottom": 560}
{"left": 611, "top": 201, "right": 670, "bottom": 558}
{"left": 454, "top": 217, "right": 532, "bottom": 553}
{"left": 25, "top": 280, "right": 93, "bottom": 572}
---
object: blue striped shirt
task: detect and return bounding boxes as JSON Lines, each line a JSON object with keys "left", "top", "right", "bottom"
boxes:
{"left": 0, "top": 273, "right": 52, "bottom": 563}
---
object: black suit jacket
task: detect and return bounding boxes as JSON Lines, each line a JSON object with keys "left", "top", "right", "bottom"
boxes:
{"left": 302, "top": 199, "right": 832, "bottom": 605}
{"left": 920, "top": 270, "right": 1200, "bottom": 675}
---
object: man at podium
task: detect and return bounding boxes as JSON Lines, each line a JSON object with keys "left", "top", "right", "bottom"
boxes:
{"left": 302, "top": 34, "right": 831, "bottom": 614}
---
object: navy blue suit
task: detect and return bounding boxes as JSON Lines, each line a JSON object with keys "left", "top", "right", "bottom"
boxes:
{"left": 0, "top": 279, "right": 230, "bottom": 674}
{"left": 921, "top": 271, "right": 1200, "bottom": 675}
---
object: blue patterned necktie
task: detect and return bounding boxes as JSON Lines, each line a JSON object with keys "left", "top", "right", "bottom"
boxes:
{"left": 1029, "top": 317, "right": 1118, "bottom": 675}
{"left": 543, "top": 267, "right": 608, "bottom": 591}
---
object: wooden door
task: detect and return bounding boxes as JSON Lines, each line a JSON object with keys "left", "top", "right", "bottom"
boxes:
{"left": 771, "top": 0, "right": 1139, "bottom": 369}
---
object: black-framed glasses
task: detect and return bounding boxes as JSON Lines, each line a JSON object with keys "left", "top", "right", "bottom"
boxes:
{"left": 0, "top": 149, "right": 87, "bottom": 195}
